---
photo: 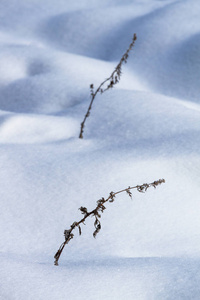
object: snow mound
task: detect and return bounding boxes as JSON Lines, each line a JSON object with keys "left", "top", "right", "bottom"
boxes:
{"left": 0, "top": 113, "right": 78, "bottom": 143}
{"left": 1, "top": 0, "right": 200, "bottom": 299}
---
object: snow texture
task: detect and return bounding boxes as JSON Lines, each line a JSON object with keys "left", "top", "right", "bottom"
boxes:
{"left": 1, "top": 0, "right": 200, "bottom": 299}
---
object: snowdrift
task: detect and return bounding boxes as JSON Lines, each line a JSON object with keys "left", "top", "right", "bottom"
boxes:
{"left": 1, "top": 0, "right": 200, "bottom": 299}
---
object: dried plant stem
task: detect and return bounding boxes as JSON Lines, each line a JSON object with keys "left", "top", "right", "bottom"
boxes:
{"left": 54, "top": 178, "right": 165, "bottom": 266}
{"left": 79, "top": 33, "right": 137, "bottom": 139}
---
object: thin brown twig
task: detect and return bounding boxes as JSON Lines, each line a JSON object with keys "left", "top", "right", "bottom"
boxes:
{"left": 54, "top": 178, "right": 165, "bottom": 265}
{"left": 79, "top": 33, "right": 137, "bottom": 139}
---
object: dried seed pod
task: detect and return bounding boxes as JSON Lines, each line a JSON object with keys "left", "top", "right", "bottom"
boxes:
{"left": 79, "top": 206, "right": 88, "bottom": 215}
{"left": 93, "top": 218, "right": 101, "bottom": 238}
{"left": 78, "top": 225, "right": 81, "bottom": 236}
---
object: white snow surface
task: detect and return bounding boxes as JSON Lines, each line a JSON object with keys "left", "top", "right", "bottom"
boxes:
{"left": 1, "top": 0, "right": 200, "bottom": 299}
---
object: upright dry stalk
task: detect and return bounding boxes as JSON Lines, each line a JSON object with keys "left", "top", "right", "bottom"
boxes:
{"left": 54, "top": 178, "right": 165, "bottom": 265}
{"left": 79, "top": 33, "right": 137, "bottom": 139}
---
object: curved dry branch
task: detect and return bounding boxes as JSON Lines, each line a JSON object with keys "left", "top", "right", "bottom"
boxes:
{"left": 54, "top": 178, "right": 165, "bottom": 265}
{"left": 79, "top": 33, "right": 137, "bottom": 138}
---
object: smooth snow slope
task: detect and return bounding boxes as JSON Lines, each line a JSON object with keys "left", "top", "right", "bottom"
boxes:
{"left": 1, "top": 0, "right": 200, "bottom": 299}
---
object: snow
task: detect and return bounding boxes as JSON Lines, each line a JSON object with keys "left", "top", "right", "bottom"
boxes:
{"left": 1, "top": 0, "right": 200, "bottom": 299}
